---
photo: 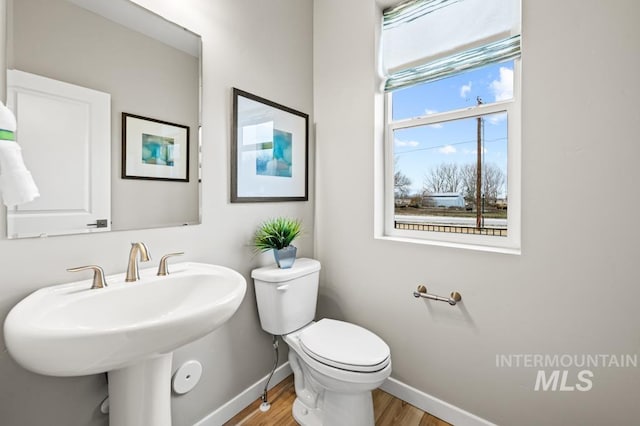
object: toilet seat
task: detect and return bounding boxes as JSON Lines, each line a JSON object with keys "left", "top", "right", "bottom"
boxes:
{"left": 299, "top": 319, "right": 390, "bottom": 373}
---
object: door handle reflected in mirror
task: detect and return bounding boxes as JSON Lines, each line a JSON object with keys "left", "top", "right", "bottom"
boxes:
{"left": 87, "top": 219, "right": 109, "bottom": 228}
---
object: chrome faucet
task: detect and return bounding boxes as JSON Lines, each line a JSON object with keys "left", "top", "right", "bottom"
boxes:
{"left": 125, "top": 242, "right": 151, "bottom": 282}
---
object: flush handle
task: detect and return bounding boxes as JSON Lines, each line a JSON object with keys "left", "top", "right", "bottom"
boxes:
{"left": 276, "top": 285, "right": 289, "bottom": 291}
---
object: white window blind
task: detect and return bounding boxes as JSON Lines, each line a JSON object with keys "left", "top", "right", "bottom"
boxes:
{"left": 382, "top": 0, "right": 521, "bottom": 91}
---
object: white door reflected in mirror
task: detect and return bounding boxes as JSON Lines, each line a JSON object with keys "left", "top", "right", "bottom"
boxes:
{"left": 6, "top": 70, "right": 111, "bottom": 238}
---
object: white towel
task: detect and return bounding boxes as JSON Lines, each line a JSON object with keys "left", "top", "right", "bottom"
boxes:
{"left": 0, "top": 141, "right": 40, "bottom": 206}
{"left": 0, "top": 102, "right": 40, "bottom": 207}
{"left": 0, "top": 101, "right": 17, "bottom": 132}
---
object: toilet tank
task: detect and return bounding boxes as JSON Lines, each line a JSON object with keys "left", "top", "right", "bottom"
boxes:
{"left": 251, "top": 258, "right": 321, "bottom": 335}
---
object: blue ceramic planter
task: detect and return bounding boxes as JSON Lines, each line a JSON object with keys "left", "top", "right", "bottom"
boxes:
{"left": 274, "top": 246, "right": 297, "bottom": 269}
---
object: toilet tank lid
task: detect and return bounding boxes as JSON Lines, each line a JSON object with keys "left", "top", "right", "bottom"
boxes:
{"left": 251, "top": 258, "right": 321, "bottom": 283}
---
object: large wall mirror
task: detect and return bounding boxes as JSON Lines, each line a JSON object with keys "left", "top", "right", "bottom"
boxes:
{"left": 4, "top": 0, "right": 202, "bottom": 238}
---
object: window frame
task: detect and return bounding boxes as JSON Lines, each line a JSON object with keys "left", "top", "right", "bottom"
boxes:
{"left": 382, "top": 59, "right": 522, "bottom": 254}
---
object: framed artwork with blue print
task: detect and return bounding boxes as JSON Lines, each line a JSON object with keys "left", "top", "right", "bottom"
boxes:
{"left": 122, "top": 113, "right": 189, "bottom": 182}
{"left": 231, "top": 88, "right": 309, "bottom": 202}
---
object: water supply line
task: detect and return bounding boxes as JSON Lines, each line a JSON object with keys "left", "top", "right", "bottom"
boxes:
{"left": 260, "top": 335, "right": 279, "bottom": 412}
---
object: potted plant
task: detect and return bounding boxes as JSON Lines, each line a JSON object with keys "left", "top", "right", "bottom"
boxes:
{"left": 253, "top": 217, "right": 302, "bottom": 269}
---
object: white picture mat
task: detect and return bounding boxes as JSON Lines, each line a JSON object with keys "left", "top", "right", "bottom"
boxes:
{"left": 236, "top": 96, "right": 306, "bottom": 198}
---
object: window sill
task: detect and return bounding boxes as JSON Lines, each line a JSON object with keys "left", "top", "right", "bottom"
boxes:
{"left": 375, "top": 233, "right": 521, "bottom": 255}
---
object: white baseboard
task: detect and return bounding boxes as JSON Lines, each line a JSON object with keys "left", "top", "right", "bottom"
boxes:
{"left": 194, "top": 364, "right": 493, "bottom": 426}
{"left": 194, "top": 362, "right": 292, "bottom": 426}
{"left": 380, "top": 377, "right": 495, "bottom": 426}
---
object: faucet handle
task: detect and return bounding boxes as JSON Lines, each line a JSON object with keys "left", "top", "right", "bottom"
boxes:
{"left": 67, "top": 265, "right": 108, "bottom": 289}
{"left": 157, "top": 252, "right": 184, "bottom": 276}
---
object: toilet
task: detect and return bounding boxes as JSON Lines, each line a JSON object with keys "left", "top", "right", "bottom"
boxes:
{"left": 251, "top": 258, "right": 391, "bottom": 426}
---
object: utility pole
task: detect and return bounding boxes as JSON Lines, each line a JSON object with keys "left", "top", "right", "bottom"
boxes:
{"left": 476, "top": 97, "right": 483, "bottom": 229}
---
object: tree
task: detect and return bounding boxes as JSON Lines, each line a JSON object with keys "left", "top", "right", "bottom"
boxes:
{"left": 394, "top": 171, "right": 412, "bottom": 198}
{"left": 460, "top": 163, "right": 477, "bottom": 203}
{"left": 423, "top": 163, "right": 461, "bottom": 194}
{"left": 482, "top": 163, "right": 506, "bottom": 204}
{"left": 394, "top": 157, "right": 412, "bottom": 198}
{"left": 460, "top": 162, "right": 506, "bottom": 207}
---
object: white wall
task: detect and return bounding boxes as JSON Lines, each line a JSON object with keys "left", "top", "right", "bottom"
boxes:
{"left": 0, "top": 0, "right": 313, "bottom": 425}
{"left": 314, "top": 0, "right": 640, "bottom": 425}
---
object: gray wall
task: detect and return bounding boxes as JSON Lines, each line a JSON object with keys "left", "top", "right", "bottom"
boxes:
{"left": 8, "top": 0, "right": 200, "bottom": 231}
{"left": 0, "top": 0, "right": 313, "bottom": 425}
{"left": 314, "top": 0, "right": 640, "bottom": 425}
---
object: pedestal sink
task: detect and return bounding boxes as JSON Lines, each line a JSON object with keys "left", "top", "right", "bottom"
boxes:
{"left": 4, "top": 262, "right": 246, "bottom": 426}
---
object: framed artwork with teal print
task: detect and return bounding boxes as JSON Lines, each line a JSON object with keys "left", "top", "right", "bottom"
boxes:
{"left": 122, "top": 113, "right": 189, "bottom": 182}
{"left": 231, "top": 88, "right": 309, "bottom": 202}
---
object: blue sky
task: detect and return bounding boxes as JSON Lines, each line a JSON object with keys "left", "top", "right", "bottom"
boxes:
{"left": 392, "top": 61, "right": 513, "bottom": 194}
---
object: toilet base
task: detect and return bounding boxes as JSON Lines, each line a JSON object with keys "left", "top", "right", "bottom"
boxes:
{"left": 291, "top": 389, "right": 376, "bottom": 426}
{"left": 292, "top": 397, "right": 322, "bottom": 426}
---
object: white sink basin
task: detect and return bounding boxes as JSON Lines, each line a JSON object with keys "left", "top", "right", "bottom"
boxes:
{"left": 4, "top": 262, "right": 246, "bottom": 377}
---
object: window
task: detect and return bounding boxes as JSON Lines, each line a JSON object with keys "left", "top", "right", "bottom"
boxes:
{"left": 380, "top": 0, "right": 521, "bottom": 252}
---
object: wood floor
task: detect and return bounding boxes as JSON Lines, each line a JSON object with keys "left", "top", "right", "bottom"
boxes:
{"left": 224, "top": 375, "right": 452, "bottom": 426}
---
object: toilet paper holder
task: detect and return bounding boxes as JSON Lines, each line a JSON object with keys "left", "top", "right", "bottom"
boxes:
{"left": 413, "top": 285, "right": 462, "bottom": 306}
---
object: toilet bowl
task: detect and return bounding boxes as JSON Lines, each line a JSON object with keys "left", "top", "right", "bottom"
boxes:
{"left": 284, "top": 319, "right": 391, "bottom": 425}
{"left": 251, "top": 258, "right": 392, "bottom": 426}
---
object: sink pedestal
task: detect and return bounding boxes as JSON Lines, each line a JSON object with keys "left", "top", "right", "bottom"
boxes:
{"left": 108, "top": 353, "right": 173, "bottom": 426}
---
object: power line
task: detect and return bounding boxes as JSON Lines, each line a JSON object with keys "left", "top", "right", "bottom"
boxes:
{"left": 395, "top": 136, "right": 506, "bottom": 156}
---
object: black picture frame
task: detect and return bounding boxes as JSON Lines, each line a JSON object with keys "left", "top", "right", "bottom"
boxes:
{"left": 231, "top": 88, "right": 309, "bottom": 202}
{"left": 122, "top": 113, "right": 190, "bottom": 182}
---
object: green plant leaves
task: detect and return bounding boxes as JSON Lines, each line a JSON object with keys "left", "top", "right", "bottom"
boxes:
{"left": 253, "top": 217, "right": 302, "bottom": 252}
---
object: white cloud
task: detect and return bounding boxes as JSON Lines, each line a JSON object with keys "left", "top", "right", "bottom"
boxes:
{"left": 463, "top": 147, "right": 488, "bottom": 155}
{"left": 395, "top": 139, "right": 419, "bottom": 147}
{"left": 487, "top": 111, "right": 507, "bottom": 125}
{"left": 425, "top": 109, "right": 438, "bottom": 115}
{"left": 490, "top": 67, "right": 513, "bottom": 101}
{"left": 460, "top": 82, "right": 472, "bottom": 98}
{"left": 439, "top": 145, "right": 457, "bottom": 154}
